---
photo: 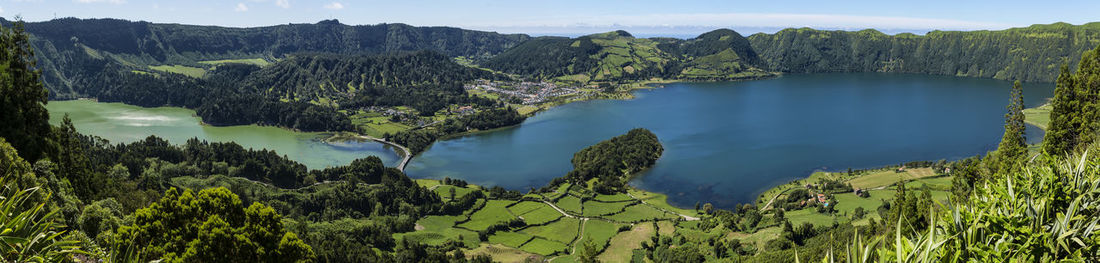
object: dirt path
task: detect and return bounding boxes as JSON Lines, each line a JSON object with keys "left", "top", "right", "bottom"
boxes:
{"left": 542, "top": 200, "right": 578, "bottom": 219}
{"left": 571, "top": 218, "right": 590, "bottom": 255}
{"left": 761, "top": 188, "right": 792, "bottom": 210}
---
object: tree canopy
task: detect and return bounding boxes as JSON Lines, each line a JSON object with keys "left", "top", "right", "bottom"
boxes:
{"left": 115, "top": 187, "right": 315, "bottom": 262}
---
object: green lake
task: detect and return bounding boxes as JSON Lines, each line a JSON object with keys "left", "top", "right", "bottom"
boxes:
{"left": 46, "top": 100, "right": 402, "bottom": 169}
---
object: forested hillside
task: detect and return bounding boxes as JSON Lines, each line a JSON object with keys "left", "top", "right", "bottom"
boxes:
{"left": 748, "top": 22, "right": 1100, "bottom": 82}
{"left": 482, "top": 29, "right": 775, "bottom": 82}
{"left": 0, "top": 17, "right": 528, "bottom": 97}
{"left": 485, "top": 22, "right": 1100, "bottom": 83}
{"left": 6, "top": 17, "right": 1100, "bottom": 261}
{"left": 244, "top": 51, "right": 494, "bottom": 112}
{"left": 0, "top": 21, "right": 495, "bottom": 261}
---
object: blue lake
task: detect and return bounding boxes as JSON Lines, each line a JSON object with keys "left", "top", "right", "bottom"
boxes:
{"left": 406, "top": 73, "right": 1054, "bottom": 208}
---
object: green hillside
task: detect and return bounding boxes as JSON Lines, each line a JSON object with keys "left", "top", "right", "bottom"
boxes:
{"left": 748, "top": 23, "right": 1100, "bottom": 82}
{"left": 3, "top": 17, "right": 529, "bottom": 98}
{"left": 482, "top": 29, "right": 775, "bottom": 83}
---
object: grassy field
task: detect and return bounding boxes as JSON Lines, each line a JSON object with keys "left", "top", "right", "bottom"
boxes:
{"left": 520, "top": 238, "right": 569, "bottom": 256}
{"left": 846, "top": 168, "right": 937, "bottom": 189}
{"left": 198, "top": 58, "right": 271, "bottom": 67}
{"left": 414, "top": 179, "right": 441, "bottom": 188}
{"left": 730, "top": 226, "right": 782, "bottom": 249}
{"left": 433, "top": 185, "right": 477, "bottom": 201}
{"left": 388, "top": 179, "right": 716, "bottom": 260}
{"left": 672, "top": 222, "right": 722, "bottom": 241}
{"left": 605, "top": 204, "right": 677, "bottom": 222}
{"left": 488, "top": 231, "right": 534, "bottom": 248}
{"left": 626, "top": 188, "right": 700, "bottom": 216}
{"left": 1023, "top": 104, "right": 1052, "bottom": 129}
{"left": 578, "top": 220, "right": 622, "bottom": 252}
{"left": 464, "top": 243, "right": 542, "bottom": 262}
{"left": 508, "top": 201, "right": 546, "bottom": 216}
{"left": 593, "top": 193, "right": 634, "bottom": 202}
{"left": 520, "top": 218, "right": 580, "bottom": 243}
{"left": 394, "top": 215, "right": 478, "bottom": 247}
{"left": 360, "top": 122, "right": 412, "bottom": 138}
{"left": 349, "top": 111, "right": 413, "bottom": 137}
{"left": 656, "top": 221, "right": 675, "bottom": 236}
{"left": 580, "top": 201, "right": 633, "bottom": 216}
{"left": 458, "top": 200, "right": 517, "bottom": 231}
{"left": 519, "top": 206, "right": 564, "bottom": 225}
{"left": 785, "top": 209, "right": 842, "bottom": 227}
{"left": 555, "top": 195, "right": 583, "bottom": 214}
{"left": 598, "top": 223, "right": 655, "bottom": 262}
{"left": 902, "top": 176, "right": 953, "bottom": 189}
{"left": 149, "top": 65, "right": 206, "bottom": 78}
{"left": 831, "top": 191, "right": 886, "bottom": 221}
{"left": 516, "top": 105, "right": 540, "bottom": 115}
{"left": 467, "top": 89, "right": 501, "bottom": 100}
{"left": 543, "top": 184, "right": 571, "bottom": 200}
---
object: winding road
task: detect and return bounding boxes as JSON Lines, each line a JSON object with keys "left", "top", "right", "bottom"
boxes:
{"left": 355, "top": 135, "right": 413, "bottom": 171}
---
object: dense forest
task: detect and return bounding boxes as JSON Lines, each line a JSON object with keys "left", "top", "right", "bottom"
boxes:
{"left": 748, "top": 22, "right": 1100, "bottom": 82}
{"left": 558, "top": 128, "right": 664, "bottom": 194}
{"left": 0, "top": 17, "right": 527, "bottom": 96}
{"left": 38, "top": 50, "right": 512, "bottom": 132}
{"left": 246, "top": 51, "right": 496, "bottom": 113}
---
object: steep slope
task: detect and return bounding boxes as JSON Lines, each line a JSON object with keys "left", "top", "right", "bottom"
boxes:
{"left": 243, "top": 51, "right": 490, "bottom": 102}
{"left": 748, "top": 23, "right": 1100, "bottom": 82}
{"left": 1, "top": 17, "right": 529, "bottom": 97}
{"left": 482, "top": 29, "right": 773, "bottom": 82}
{"left": 676, "top": 29, "right": 769, "bottom": 80}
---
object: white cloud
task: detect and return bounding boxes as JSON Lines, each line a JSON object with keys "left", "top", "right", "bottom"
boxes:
{"left": 74, "top": 0, "right": 125, "bottom": 4}
{"left": 323, "top": 2, "right": 343, "bottom": 10}
{"left": 275, "top": 0, "right": 289, "bottom": 9}
{"left": 234, "top": 3, "right": 248, "bottom": 12}
{"left": 0, "top": 7, "right": 4, "bottom": 13}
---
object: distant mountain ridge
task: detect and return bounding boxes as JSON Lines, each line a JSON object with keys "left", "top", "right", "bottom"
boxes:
{"left": 481, "top": 28, "right": 775, "bottom": 82}
{"left": 0, "top": 17, "right": 529, "bottom": 97}
{"left": 8, "top": 17, "right": 1100, "bottom": 103}
{"left": 747, "top": 22, "right": 1100, "bottom": 82}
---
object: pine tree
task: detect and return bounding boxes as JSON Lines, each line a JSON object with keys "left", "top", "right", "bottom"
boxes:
{"left": 996, "top": 80, "right": 1027, "bottom": 171}
{"left": 1041, "top": 45, "right": 1100, "bottom": 154}
{"left": 0, "top": 20, "right": 54, "bottom": 162}
{"left": 1042, "top": 63, "right": 1078, "bottom": 155}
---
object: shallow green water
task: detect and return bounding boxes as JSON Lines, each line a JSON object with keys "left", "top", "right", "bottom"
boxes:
{"left": 46, "top": 100, "right": 401, "bottom": 169}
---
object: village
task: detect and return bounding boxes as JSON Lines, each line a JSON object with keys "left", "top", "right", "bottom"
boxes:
{"left": 464, "top": 79, "right": 588, "bottom": 105}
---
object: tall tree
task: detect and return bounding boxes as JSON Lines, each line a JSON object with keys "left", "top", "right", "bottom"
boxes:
{"left": 996, "top": 80, "right": 1027, "bottom": 171}
{"left": 1042, "top": 63, "right": 1079, "bottom": 155}
{"left": 1041, "top": 45, "right": 1100, "bottom": 154}
{"left": 577, "top": 238, "right": 602, "bottom": 263}
{"left": 55, "top": 114, "right": 97, "bottom": 201}
{"left": 0, "top": 20, "right": 53, "bottom": 162}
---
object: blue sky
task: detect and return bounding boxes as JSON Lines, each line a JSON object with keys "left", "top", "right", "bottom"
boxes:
{"left": 3, "top": 0, "right": 1098, "bottom": 37}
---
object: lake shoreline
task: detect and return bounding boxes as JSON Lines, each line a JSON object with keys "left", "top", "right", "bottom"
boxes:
{"left": 409, "top": 73, "right": 1056, "bottom": 209}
